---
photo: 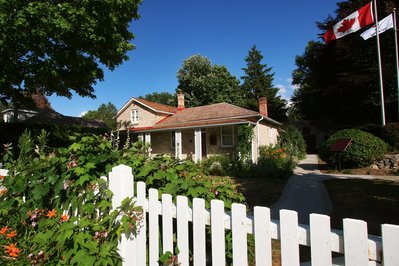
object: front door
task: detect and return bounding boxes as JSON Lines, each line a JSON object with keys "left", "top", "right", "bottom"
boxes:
{"left": 201, "top": 132, "right": 207, "bottom": 158}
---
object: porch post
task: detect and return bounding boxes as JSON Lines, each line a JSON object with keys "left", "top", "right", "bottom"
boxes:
{"left": 175, "top": 130, "right": 182, "bottom": 159}
{"left": 251, "top": 137, "right": 256, "bottom": 163}
{"left": 194, "top": 129, "right": 202, "bottom": 163}
{"left": 144, "top": 132, "right": 152, "bottom": 155}
{"left": 138, "top": 133, "right": 144, "bottom": 142}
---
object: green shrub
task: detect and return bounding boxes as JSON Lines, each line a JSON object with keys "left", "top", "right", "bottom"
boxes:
{"left": 319, "top": 129, "right": 387, "bottom": 168}
{"left": 0, "top": 131, "right": 140, "bottom": 265}
{"left": 201, "top": 154, "right": 234, "bottom": 176}
{"left": 277, "top": 126, "right": 306, "bottom": 160}
{"left": 381, "top": 123, "right": 399, "bottom": 151}
{"left": 0, "top": 131, "right": 245, "bottom": 263}
{"left": 237, "top": 146, "right": 295, "bottom": 179}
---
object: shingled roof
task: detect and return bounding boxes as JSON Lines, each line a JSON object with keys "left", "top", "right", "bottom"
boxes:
{"left": 25, "top": 108, "right": 108, "bottom": 128}
{"left": 115, "top": 97, "right": 176, "bottom": 118}
{"left": 129, "top": 102, "right": 281, "bottom": 132}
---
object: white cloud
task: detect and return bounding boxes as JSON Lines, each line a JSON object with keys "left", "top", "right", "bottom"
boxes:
{"left": 79, "top": 111, "right": 88, "bottom": 117}
{"left": 276, "top": 84, "right": 287, "bottom": 95}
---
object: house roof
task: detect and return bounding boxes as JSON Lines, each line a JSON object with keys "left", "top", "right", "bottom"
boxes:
{"left": 129, "top": 102, "right": 282, "bottom": 132}
{"left": 25, "top": 109, "right": 108, "bottom": 128}
{"left": 115, "top": 97, "right": 176, "bottom": 118}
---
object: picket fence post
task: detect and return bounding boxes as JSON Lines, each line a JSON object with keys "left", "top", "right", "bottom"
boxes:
{"left": 108, "top": 164, "right": 136, "bottom": 266}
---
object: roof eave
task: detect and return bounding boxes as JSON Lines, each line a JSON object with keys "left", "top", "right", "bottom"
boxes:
{"left": 114, "top": 98, "right": 175, "bottom": 119}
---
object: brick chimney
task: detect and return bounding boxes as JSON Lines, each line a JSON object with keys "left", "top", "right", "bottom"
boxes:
{"left": 32, "top": 90, "right": 52, "bottom": 110}
{"left": 177, "top": 93, "right": 185, "bottom": 110}
{"left": 258, "top": 97, "right": 268, "bottom": 117}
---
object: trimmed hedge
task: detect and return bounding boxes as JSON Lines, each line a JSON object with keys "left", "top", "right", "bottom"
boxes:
{"left": 319, "top": 129, "right": 387, "bottom": 168}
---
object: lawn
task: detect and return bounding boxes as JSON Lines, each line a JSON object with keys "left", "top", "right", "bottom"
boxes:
{"left": 230, "top": 177, "right": 289, "bottom": 210}
{"left": 324, "top": 178, "right": 399, "bottom": 236}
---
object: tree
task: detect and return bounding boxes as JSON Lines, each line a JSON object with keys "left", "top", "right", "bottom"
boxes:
{"left": 140, "top": 92, "right": 177, "bottom": 106}
{"left": 176, "top": 55, "right": 244, "bottom": 107}
{"left": 291, "top": 0, "right": 398, "bottom": 126}
{"left": 82, "top": 102, "right": 117, "bottom": 129}
{"left": 241, "top": 45, "right": 288, "bottom": 121}
{"left": 0, "top": 0, "right": 141, "bottom": 108}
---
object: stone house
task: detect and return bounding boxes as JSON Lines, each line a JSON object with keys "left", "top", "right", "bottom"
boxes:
{"left": 115, "top": 94, "right": 282, "bottom": 162}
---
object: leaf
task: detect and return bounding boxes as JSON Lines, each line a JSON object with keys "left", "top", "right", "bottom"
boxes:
{"left": 57, "top": 228, "right": 74, "bottom": 245}
{"left": 74, "top": 166, "right": 86, "bottom": 176}
{"left": 159, "top": 251, "right": 172, "bottom": 263}
{"left": 33, "top": 231, "right": 54, "bottom": 246}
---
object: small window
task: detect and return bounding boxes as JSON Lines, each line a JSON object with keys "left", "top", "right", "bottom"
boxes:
{"left": 221, "top": 126, "right": 234, "bottom": 147}
{"left": 131, "top": 109, "right": 139, "bottom": 124}
{"left": 171, "top": 131, "right": 176, "bottom": 150}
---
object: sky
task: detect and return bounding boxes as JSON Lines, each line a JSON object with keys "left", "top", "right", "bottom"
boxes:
{"left": 49, "top": 0, "right": 339, "bottom": 117}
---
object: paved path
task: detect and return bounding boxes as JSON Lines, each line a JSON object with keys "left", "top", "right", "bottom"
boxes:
{"left": 271, "top": 154, "right": 373, "bottom": 224}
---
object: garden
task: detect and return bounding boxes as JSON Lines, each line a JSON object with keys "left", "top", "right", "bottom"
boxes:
{"left": 0, "top": 125, "right": 305, "bottom": 265}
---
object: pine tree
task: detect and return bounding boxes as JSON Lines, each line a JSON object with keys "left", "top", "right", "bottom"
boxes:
{"left": 241, "top": 45, "right": 287, "bottom": 121}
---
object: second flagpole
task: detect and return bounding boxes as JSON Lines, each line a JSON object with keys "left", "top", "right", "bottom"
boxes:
{"left": 393, "top": 9, "right": 399, "bottom": 121}
{"left": 374, "top": 0, "right": 386, "bottom": 126}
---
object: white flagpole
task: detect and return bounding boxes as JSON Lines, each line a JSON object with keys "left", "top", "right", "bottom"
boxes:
{"left": 373, "top": 0, "right": 386, "bottom": 126}
{"left": 393, "top": 9, "right": 399, "bottom": 121}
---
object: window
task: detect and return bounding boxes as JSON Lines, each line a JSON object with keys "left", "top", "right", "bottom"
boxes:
{"left": 131, "top": 109, "right": 139, "bottom": 124}
{"left": 221, "top": 126, "right": 234, "bottom": 147}
{"left": 170, "top": 131, "right": 176, "bottom": 150}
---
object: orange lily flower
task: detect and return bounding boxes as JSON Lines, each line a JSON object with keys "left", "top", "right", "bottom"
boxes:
{"left": 0, "top": 225, "right": 8, "bottom": 235}
{"left": 46, "top": 209, "right": 56, "bottom": 218}
{"left": 60, "top": 213, "right": 69, "bottom": 222}
{"left": 6, "top": 230, "right": 17, "bottom": 239}
{"left": 5, "top": 243, "right": 20, "bottom": 257}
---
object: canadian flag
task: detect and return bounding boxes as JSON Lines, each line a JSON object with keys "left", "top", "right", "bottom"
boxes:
{"left": 324, "top": 2, "right": 374, "bottom": 44}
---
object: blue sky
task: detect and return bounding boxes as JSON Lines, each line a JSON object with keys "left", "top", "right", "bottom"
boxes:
{"left": 49, "top": 0, "right": 339, "bottom": 117}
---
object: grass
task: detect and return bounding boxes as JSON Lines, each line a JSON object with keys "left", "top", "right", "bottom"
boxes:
{"left": 324, "top": 178, "right": 399, "bottom": 236}
{"left": 230, "top": 177, "right": 289, "bottom": 210}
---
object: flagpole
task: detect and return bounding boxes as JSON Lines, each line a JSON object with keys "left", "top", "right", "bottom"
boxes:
{"left": 373, "top": 0, "right": 386, "bottom": 126}
{"left": 394, "top": 9, "right": 399, "bottom": 121}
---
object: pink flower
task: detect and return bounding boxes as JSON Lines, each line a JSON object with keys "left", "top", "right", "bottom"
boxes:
{"left": 67, "top": 160, "right": 77, "bottom": 169}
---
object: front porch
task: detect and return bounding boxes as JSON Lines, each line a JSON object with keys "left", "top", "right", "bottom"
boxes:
{"left": 135, "top": 125, "right": 240, "bottom": 162}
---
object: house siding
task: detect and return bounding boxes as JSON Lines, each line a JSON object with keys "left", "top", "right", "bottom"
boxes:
{"left": 206, "top": 126, "right": 237, "bottom": 157}
{"left": 253, "top": 123, "right": 279, "bottom": 161}
{"left": 116, "top": 102, "right": 169, "bottom": 130}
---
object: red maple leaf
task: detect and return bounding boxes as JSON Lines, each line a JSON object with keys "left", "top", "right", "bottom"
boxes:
{"left": 337, "top": 18, "right": 356, "bottom": 33}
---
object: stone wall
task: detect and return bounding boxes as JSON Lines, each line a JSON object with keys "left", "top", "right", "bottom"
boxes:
{"left": 371, "top": 154, "right": 399, "bottom": 171}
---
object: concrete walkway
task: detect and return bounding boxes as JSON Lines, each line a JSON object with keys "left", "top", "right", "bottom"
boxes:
{"left": 271, "top": 154, "right": 374, "bottom": 224}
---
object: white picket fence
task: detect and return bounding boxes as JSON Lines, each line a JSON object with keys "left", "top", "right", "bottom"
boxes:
{"left": 107, "top": 164, "right": 399, "bottom": 266}
{"left": 2, "top": 165, "right": 399, "bottom": 265}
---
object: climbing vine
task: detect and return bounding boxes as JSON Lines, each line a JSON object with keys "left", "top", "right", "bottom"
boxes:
{"left": 237, "top": 124, "right": 254, "bottom": 162}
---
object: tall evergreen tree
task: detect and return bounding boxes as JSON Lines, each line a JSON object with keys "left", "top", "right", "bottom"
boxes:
{"left": 241, "top": 45, "right": 288, "bottom": 121}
